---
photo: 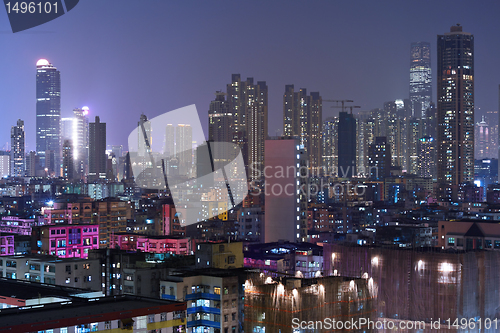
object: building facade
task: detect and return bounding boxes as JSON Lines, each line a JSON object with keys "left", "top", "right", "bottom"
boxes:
{"left": 410, "top": 41, "right": 432, "bottom": 119}
{"left": 264, "top": 138, "right": 308, "bottom": 243}
{"left": 10, "top": 119, "right": 25, "bottom": 177}
{"left": 338, "top": 111, "right": 357, "bottom": 177}
{"left": 39, "top": 224, "right": 99, "bottom": 258}
{"left": 437, "top": 25, "right": 474, "bottom": 199}
{"left": 283, "top": 85, "right": 322, "bottom": 173}
{"left": 89, "top": 116, "right": 107, "bottom": 181}
{"left": 36, "top": 59, "right": 61, "bottom": 176}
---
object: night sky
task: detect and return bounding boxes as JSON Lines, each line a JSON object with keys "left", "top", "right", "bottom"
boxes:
{"left": 1, "top": 0, "right": 499, "bottom": 151}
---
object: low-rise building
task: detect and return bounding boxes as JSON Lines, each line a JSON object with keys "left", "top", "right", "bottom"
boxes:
{"left": 244, "top": 242, "right": 323, "bottom": 278}
{"left": 0, "top": 234, "right": 14, "bottom": 256}
{"left": 110, "top": 233, "right": 191, "bottom": 255}
{"left": 0, "top": 216, "right": 40, "bottom": 235}
{"left": 439, "top": 220, "right": 500, "bottom": 250}
{"left": 195, "top": 242, "right": 243, "bottom": 269}
{"left": 37, "top": 224, "right": 99, "bottom": 258}
{"left": 0, "top": 294, "right": 186, "bottom": 333}
{"left": 0, "top": 277, "right": 103, "bottom": 308}
{"left": 244, "top": 274, "right": 375, "bottom": 333}
{"left": 0, "top": 255, "right": 101, "bottom": 290}
{"left": 160, "top": 269, "right": 245, "bottom": 333}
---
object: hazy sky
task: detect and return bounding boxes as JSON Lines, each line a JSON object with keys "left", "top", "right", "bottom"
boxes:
{"left": 0, "top": 0, "right": 499, "bottom": 151}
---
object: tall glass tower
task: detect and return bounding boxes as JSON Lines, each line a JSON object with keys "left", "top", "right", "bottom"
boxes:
{"left": 36, "top": 59, "right": 61, "bottom": 176}
{"left": 73, "top": 107, "right": 90, "bottom": 178}
{"left": 437, "top": 25, "right": 474, "bottom": 199}
{"left": 410, "top": 42, "right": 432, "bottom": 119}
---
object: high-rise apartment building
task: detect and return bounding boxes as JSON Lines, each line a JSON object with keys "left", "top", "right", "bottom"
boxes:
{"left": 36, "top": 59, "right": 61, "bottom": 176}
{"left": 282, "top": 85, "right": 322, "bottom": 173}
{"left": 264, "top": 138, "right": 307, "bottom": 243}
{"left": 361, "top": 118, "right": 376, "bottom": 176}
{"left": 227, "top": 75, "right": 268, "bottom": 181}
{"left": 418, "top": 137, "right": 436, "bottom": 178}
{"left": 437, "top": 25, "right": 474, "bottom": 199}
{"left": 247, "top": 81, "right": 268, "bottom": 180}
{"left": 89, "top": 116, "right": 106, "bottom": 181}
{"left": 407, "top": 117, "right": 422, "bottom": 175}
{"left": 0, "top": 152, "right": 10, "bottom": 178}
{"left": 208, "top": 92, "right": 232, "bottom": 143}
{"left": 322, "top": 117, "right": 338, "bottom": 175}
{"left": 338, "top": 111, "right": 357, "bottom": 177}
{"left": 410, "top": 42, "right": 432, "bottom": 118}
{"left": 423, "top": 102, "right": 437, "bottom": 138}
{"left": 208, "top": 91, "right": 238, "bottom": 170}
{"left": 25, "top": 151, "right": 38, "bottom": 177}
{"left": 62, "top": 139, "right": 74, "bottom": 180}
{"left": 368, "top": 137, "right": 391, "bottom": 180}
{"left": 10, "top": 119, "right": 25, "bottom": 177}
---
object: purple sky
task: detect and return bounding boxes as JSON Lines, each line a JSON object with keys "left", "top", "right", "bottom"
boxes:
{"left": 0, "top": 0, "right": 499, "bottom": 151}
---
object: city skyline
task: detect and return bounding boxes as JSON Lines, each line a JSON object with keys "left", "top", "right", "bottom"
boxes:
{"left": 0, "top": 1, "right": 499, "bottom": 151}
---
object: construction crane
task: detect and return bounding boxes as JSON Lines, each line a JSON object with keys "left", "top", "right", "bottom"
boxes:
{"left": 347, "top": 106, "right": 361, "bottom": 114}
{"left": 323, "top": 99, "right": 355, "bottom": 114}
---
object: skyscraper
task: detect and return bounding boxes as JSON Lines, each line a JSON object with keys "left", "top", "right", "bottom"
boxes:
{"left": 407, "top": 117, "right": 422, "bottom": 175}
{"left": 475, "top": 116, "right": 490, "bottom": 159}
{"left": 36, "top": 59, "right": 61, "bottom": 176}
{"left": 164, "top": 124, "right": 174, "bottom": 156}
{"left": 381, "top": 99, "right": 411, "bottom": 170}
{"left": 282, "top": 85, "right": 322, "bottom": 173}
{"left": 62, "top": 139, "right": 74, "bottom": 180}
{"left": 338, "top": 111, "right": 357, "bottom": 177}
{"left": 176, "top": 124, "right": 192, "bottom": 175}
{"left": 208, "top": 91, "right": 237, "bottom": 169}
{"left": 418, "top": 137, "right": 435, "bottom": 178}
{"left": 10, "top": 119, "right": 25, "bottom": 177}
{"left": 227, "top": 75, "right": 268, "bottom": 181}
{"left": 60, "top": 117, "right": 74, "bottom": 141}
{"left": 0, "top": 152, "right": 9, "bottom": 178}
{"left": 73, "top": 107, "right": 89, "bottom": 178}
{"left": 322, "top": 117, "right": 338, "bottom": 175}
{"left": 247, "top": 81, "right": 268, "bottom": 180}
{"left": 410, "top": 42, "right": 432, "bottom": 118}
{"left": 89, "top": 116, "right": 106, "bottom": 181}
{"left": 437, "top": 25, "right": 474, "bottom": 199}
{"left": 361, "top": 117, "right": 376, "bottom": 176}
{"left": 368, "top": 137, "right": 391, "bottom": 180}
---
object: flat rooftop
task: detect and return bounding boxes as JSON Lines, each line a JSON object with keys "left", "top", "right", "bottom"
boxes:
{"left": 0, "top": 277, "right": 96, "bottom": 301}
{"left": 0, "top": 295, "right": 185, "bottom": 331}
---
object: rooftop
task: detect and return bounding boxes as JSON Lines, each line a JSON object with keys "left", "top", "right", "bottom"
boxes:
{"left": 0, "top": 277, "right": 97, "bottom": 301}
{"left": 0, "top": 294, "right": 184, "bottom": 331}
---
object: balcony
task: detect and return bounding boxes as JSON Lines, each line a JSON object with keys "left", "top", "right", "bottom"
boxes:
{"left": 187, "top": 320, "right": 220, "bottom": 329}
{"left": 185, "top": 293, "right": 221, "bottom": 301}
{"left": 187, "top": 306, "right": 220, "bottom": 315}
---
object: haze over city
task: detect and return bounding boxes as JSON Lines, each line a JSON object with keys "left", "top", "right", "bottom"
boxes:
{"left": 2, "top": 1, "right": 500, "bottom": 332}
{"left": 0, "top": 0, "right": 499, "bottom": 150}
